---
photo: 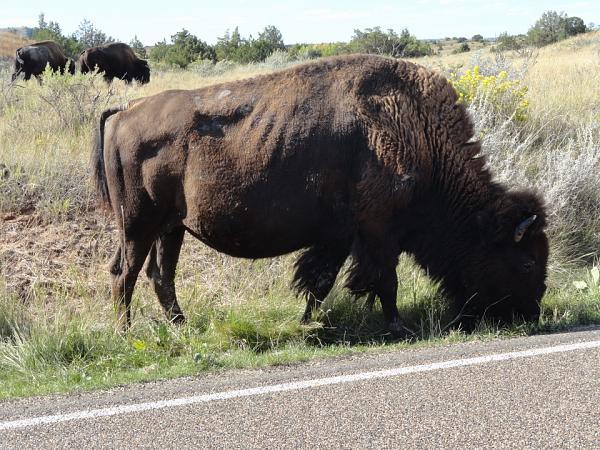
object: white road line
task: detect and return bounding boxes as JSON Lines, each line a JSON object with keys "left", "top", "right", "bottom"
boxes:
{"left": 1, "top": 339, "right": 599, "bottom": 431}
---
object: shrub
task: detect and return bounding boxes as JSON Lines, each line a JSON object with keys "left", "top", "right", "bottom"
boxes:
{"left": 453, "top": 42, "right": 470, "bottom": 53}
{"left": 494, "top": 32, "right": 527, "bottom": 52}
{"left": 449, "top": 66, "right": 529, "bottom": 122}
{"left": 287, "top": 44, "right": 323, "bottom": 60}
{"left": 349, "top": 27, "right": 432, "bottom": 57}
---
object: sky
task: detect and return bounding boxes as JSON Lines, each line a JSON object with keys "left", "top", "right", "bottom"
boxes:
{"left": 1, "top": 1, "right": 598, "bottom": 45}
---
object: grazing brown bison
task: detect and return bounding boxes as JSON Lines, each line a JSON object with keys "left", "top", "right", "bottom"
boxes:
{"left": 11, "top": 41, "right": 75, "bottom": 82}
{"left": 79, "top": 43, "right": 150, "bottom": 84}
{"left": 92, "top": 54, "right": 548, "bottom": 337}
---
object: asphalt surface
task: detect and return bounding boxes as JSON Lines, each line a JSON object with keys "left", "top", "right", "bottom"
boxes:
{"left": 0, "top": 327, "right": 599, "bottom": 449}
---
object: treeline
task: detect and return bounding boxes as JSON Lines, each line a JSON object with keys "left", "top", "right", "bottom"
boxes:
{"left": 31, "top": 13, "right": 432, "bottom": 68}
{"left": 495, "top": 11, "right": 592, "bottom": 51}
{"left": 150, "top": 25, "right": 432, "bottom": 68}
{"left": 27, "top": 9, "right": 596, "bottom": 68}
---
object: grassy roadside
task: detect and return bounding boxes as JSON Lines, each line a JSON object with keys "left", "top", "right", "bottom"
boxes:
{"left": 0, "top": 253, "right": 598, "bottom": 400}
{"left": 1, "top": 33, "right": 599, "bottom": 400}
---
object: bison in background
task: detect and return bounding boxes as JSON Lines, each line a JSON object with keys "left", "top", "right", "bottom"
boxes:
{"left": 11, "top": 41, "right": 75, "bottom": 82}
{"left": 79, "top": 43, "right": 150, "bottom": 84}
{"left": 92, "top": 55, "right": 548, "bottom": 337}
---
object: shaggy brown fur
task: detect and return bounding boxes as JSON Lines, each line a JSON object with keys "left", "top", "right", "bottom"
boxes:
{"left": 79, "top": 43, "right": 149, "bottom": 84}
{"left": 93, "top": 54, "right": 548, "bottom": 336}
{"left": 12, "top": 41, "right": 75, "bottom": 82}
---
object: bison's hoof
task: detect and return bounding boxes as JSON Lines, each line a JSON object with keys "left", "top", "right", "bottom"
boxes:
{"left": 388, "top": 318, "right": 411, "bottom": 339}
{"left": 170, "top": 313, "right": 186, "bottom": 325}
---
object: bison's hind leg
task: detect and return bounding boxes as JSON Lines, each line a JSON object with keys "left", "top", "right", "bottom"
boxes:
{"left": 111, "top": 236, "right": 154, "bottom": 329}
{"left": 144, "top": 227, "right": 186, "bottom": 324}
{"left": 293, "top": 242, "right": 350, "bottom": 324}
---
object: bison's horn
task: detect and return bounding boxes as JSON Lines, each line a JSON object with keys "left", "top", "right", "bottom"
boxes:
{"left": 514, "top": 215, "right": 537, "bottom": 242}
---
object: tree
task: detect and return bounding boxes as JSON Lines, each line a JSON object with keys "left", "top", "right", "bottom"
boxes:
{"left": 215, "top": 27, "right": 243, "bottom": 61}
{"left": 258, "top": 25, "right": 285, "bottom": 51}
{"left": 349, "top": 27, "right": 432, "bottom": 57}
{"left": 149, "top": 39, "right": 169, "bottom": 62}
{"left": 150, "top": 30, "right": 215, "bottom": 68}
{"left": 472, "top": 34, "right": 484, "bottom": 42}
{"left": 32, "top": 13, "right": 82, "bottom": 58}
{"left": 38, "top": 13, "right": 47, "bottom": 30}
{"left": 129, "top": 35, "right": 147, "bottom": 58}
{"left": 33, "top": 13, "right": 63, "bottom": 42}
{"left": 75, "top": 19, "right": 113, "bottom": 48}
{"left": 350, "top": 27, "right": 401, "bottom": 55}
{"left": 214, "top": 25, "right": 285, "bottom": 63}
{"left": 243, "top": 25, "right": 286, "bottom": 62}
{"left": 171, "top": 29, "right": 215, "bottom": 64}
{"left": 564, "top": 16, "right": 586, "bottom": 36}
{"left": 527, "top": 11, "right": 588, "bottom": 47}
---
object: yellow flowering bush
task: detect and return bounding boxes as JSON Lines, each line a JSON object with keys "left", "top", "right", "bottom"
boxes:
{"left": 449, "top": 66, "right": 529, "bottom": 122}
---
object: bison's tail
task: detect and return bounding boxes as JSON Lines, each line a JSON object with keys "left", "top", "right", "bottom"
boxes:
{"left": 92, "top": 105, "right": 127, "bottom": 210}
{"left": 15, "top": 48, "right": 24, "bottom": 65}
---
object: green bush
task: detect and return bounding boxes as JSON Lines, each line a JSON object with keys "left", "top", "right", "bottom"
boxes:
{"left": 150, "top": 30, "right": 215, "bottom": 68}
{"left": 349, "top": 27, "right": 432, "bottom": 57}
{"left": 493, "top": 32, "right": 527, "bottom": 52}
{"left": 453, "top": 42, "right": 470, "bottom": 54}
{"left": 449, "top": 66, "right": 529, "bottom": 122}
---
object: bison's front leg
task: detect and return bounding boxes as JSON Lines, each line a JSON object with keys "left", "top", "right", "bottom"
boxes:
{"left": 374, "top": 266, "right": 411, "bottom": 338}
{"left": 347, "top": 232, "right": 411, "bottom": 339}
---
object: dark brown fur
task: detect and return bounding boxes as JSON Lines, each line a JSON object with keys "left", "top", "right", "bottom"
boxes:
{"left": 12, "top": 41, "right": 75, "bottom": 82}
{"left": 93, "top": 54, "right": 548, "bottom": 336}
{"left": 79, "top": 43, "right": 150, "bottom": 84}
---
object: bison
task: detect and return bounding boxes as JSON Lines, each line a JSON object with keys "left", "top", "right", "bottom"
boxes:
{"left": 11, "top": 40, "right": 75, "bottom": 82}
{"left": 79, "top": 43, "right": 150, "bottom": 84}
{"left": 92, "top": 54, "right": 548, "bottom": 337}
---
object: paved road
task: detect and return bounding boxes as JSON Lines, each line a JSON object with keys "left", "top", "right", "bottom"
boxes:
{"left": 0, "top": 328, "right": 599, "bottom": 449}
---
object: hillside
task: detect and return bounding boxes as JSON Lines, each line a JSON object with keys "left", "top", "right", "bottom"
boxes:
{"left": 0, "top": 31, "right": 30, "bottom": 59}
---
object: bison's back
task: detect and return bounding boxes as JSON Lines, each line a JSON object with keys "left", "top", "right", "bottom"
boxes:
{"left": 104, "top": 68, "right": 365, "bottom": 256}
{"left": 27, "top": 41, "right": 67, "bottom": 63}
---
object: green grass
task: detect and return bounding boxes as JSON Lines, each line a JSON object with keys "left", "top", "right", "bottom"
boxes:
{"left": 0, "top": 255, "right": 597, "bottom": 400}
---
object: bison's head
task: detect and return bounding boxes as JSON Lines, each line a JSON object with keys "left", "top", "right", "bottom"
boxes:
{"left": 448, "top": 190, "right": 549, "bottom": 326}
{"left": 67, "top": 58, "right": 76, "bottom": 75}
{"left": 135, "top": 60, "right": 150, "bottom": 84}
